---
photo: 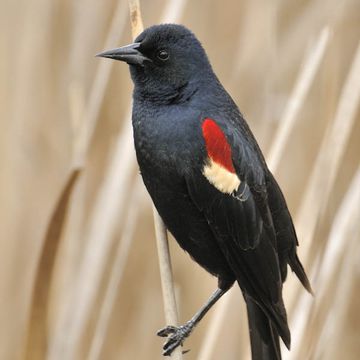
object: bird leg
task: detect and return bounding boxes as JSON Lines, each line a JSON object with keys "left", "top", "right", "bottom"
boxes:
{"left": 157, "top": 287, "right": 227, "bottom": 356}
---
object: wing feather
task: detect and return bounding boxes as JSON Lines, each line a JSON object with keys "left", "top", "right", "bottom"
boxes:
{"left": 185, "top": 116, "right": 290, "bottom": 345}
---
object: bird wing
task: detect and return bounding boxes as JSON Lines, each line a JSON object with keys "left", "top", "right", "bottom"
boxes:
{"left": 185, "top": 116, "right": 290, "bottom": 345}
{"left": 188, "top": 117, "right": 274, "bottom": 250}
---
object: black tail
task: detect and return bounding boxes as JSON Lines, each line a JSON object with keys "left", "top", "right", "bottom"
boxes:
{"left": 289, "top": 252, "right": 314, "bottom": 295}
{"left": 246, "top": 298, "right": 282, "bottom": 360}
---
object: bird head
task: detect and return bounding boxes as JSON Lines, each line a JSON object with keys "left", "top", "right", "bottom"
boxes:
{"left": 96, "top": 24, "right": 213, "bottom": 100}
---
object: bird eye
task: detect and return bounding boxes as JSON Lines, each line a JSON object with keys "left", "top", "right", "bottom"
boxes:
{"left": 157, "top": 49, "right": 169, "bottom": 61}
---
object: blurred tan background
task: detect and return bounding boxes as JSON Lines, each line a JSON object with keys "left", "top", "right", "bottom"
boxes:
{"left": 0, "top": 0, "right": 359, "bottom": 359}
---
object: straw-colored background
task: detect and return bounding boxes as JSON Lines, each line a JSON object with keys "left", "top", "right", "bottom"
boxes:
{"left": 1, "top": 0, "right": 359, "bottom": 359}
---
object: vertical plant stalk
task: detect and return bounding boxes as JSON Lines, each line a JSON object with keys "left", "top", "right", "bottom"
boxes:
{"left": 49, "top": 1, "right": 188, "bottom": 359}
{"left": 128, "top": 0, "right": 182, "bottom": 358}
{"left": 153, "top": 206, "right": 180, "bottom": 329}
{"left": 24, "top": 76, "right": 86, "bottom": 359}
{"left": 87, "top": 178, "right": 144, "bottom": 360}
{"left": 74, "top": 0, "right": 128, "bottom": 167}
{"left": 291, "top": 169, "right": 360, "bottom": 360}
{"left": 267, "top": 27, "right": 330, "bottom": 171}
{"left": 128, "top": 0, "right": 144, "bottom": 40}
{"left": 296, "top": 40, "right": 360, "bottom": 255}
{"left": 24, "top": 170, "right": 81, "bottom": 360}
{"left": 282, "top": 41, "right": 360, "bottom": 359}
{"left": 43, "top": 1, "right": 130, "bottom": 358}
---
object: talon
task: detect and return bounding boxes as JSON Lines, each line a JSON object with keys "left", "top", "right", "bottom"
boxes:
{"left": 163, "top": 337, "right": 177, "bottom": 350}
{"left": 163, "top": 341, "right": 183, "bottom": 356}
{"left": 163, "top": 349, "right": 172, "bottom": 357}
{"left": 157, "top": 325, "right": 177, "bottom": 337}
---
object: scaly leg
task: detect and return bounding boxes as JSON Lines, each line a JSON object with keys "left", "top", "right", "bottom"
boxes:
{"left": 157, "top": 288, "right": 227, "bottom": 356}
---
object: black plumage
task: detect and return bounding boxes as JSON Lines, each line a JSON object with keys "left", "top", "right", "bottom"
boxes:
{"left": 97, "top": 24, "right": 312, "bottom": 359}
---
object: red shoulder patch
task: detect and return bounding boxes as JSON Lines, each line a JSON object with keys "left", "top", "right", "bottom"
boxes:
{"left": 201, "top": 118, "right": 235, "bottom": 173}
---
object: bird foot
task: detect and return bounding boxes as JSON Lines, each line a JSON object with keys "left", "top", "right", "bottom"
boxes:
{"left": 157, "top": 322, "right": 193, "bottom": 356}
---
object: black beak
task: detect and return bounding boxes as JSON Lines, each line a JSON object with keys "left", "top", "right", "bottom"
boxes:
{"left": 96, "top": 42, "right": 150, "bottom": 66}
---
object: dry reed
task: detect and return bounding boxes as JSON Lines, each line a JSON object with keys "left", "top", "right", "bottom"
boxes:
{"left": 1, "top": 0, "right": 359, "bottom": 359}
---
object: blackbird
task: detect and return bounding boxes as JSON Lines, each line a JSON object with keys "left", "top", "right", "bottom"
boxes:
{"left": 97, "top": 24, "right": 312, "bottom": 359}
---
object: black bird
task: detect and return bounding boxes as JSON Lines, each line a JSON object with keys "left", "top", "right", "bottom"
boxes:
{"left": 97, "top": 24, "right": 312, "bottom": 359}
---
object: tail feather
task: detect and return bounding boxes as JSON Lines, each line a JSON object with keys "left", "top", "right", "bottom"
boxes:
{"left": 246, "top": 297, "right": 282, "bottom": 360}
{"left": 289, "top": 252, "right": 314, "bottom": 295}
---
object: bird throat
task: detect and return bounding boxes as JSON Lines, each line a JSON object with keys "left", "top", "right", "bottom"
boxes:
{"left": 134, "top": 79, "right": 198, "bottom": 105}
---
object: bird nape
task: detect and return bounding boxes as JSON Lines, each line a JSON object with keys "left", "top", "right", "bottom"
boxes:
{"left": 97, "top": 24, "right": 313, "bottom": 359}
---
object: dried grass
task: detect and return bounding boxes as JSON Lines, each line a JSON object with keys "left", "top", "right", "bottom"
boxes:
{"left": 1, "top": 0, "right": 359, "bottom": 359}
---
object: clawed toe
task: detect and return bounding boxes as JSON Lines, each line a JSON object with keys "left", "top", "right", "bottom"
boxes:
{"left": 157, "top": 325, "right": 177, "bottom": 337}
